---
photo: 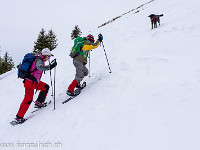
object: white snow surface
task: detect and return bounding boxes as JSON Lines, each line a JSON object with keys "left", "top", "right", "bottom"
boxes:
{"left": 0, "top": 0, "right": 200, "bottom": 150}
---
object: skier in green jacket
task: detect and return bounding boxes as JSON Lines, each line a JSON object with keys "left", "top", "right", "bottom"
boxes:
{"left": 67, "top": 34, "right": 103, "bottom": 96}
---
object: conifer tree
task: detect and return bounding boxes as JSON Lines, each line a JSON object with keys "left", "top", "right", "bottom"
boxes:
{"left": 0, "top": 55, "right": 2, "bottom": 75}
{"left": 33, "top": 28, "right": 58, "bottom": 54}
{"left": 47, "top": 29, "right": 58, "bottom": 51}
{"left": 7, "top": 52, "right": 15, "bottom": 71}
{"left": 33, "top": 28, "right": 48, "bottom": 55}
{"left": 71, "top": 25, "right": 82, "bottom": 40}
{"left": 1, "top": 51, "right": 15, "bottom": 74}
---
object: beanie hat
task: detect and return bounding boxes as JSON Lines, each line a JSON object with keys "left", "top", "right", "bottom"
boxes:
{"left": 87, "top": 34, "right": 95, "bottom": 42}
{"left": 41, "top": 48, "right": 54, "bottom": 56}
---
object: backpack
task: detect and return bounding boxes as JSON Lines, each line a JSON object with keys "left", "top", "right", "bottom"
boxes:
{"left": 17, "top": 53, "right": 38, "bottom": 80}
{"left": 69, "top": 36, "right": 86, "bottom": 58}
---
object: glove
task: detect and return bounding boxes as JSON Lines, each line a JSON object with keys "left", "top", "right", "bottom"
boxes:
{"left": 98, "top": 33, "right": 103, "bottom": 42}
{"left": 50, "top": 61, "right": 57, "bottom": 70}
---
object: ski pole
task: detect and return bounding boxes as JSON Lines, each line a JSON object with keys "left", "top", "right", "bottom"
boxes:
{"left": 49, "top": 60, "right": 53, "bottom": 97}
{"left": 89, "top": 51, "right": 91, "bottom": 78}
{"left": 53, "top": 60, "right": 56, "bottom": 110}
{"left": 101, "top": 41, "right": 112, "bottom": 73}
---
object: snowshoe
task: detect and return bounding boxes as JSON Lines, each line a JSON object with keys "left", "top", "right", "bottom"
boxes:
{"left": 15, "top": 116, "right": 26, "bottom": 123}
{"left": 10, "top": 116, "right": 27, "bottom": 126}
{"left": 76, "top": 82, "right": 86, "bottom": 89}
{"left": 76, "top": 84, "right": 82, "bottom": 89}
{"left": 34, "top": 101, "right": 47, "bottom": 108}
{"left": 63, "top": 82, "right": 86, "bottom": 104}
{"left": 66, "top": 88, "right": 81, "bottom": 96}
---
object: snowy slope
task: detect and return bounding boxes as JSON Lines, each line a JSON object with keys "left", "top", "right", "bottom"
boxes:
{"left": 0, "top": 0, "right": 200, "bottom": 150}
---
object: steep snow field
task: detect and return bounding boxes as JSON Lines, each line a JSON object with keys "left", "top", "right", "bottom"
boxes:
{"left": 0, "top": 0, "right": 200, "bottom": 149}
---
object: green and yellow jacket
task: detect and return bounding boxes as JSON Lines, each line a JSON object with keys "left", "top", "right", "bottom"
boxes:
{"left": 73, "top": 37, "right": 101, "bottom": 64}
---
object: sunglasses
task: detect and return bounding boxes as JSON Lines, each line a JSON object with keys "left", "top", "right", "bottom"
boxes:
{"left": 48, "top": 56, "right": 51, "bottom": 58}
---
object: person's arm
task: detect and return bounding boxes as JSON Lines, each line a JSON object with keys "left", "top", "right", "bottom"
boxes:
{"left": 35, "top": 59, "right": 50, "bottom": 71}
{"left": 82, "top": 39, "right": 101, "bottom": 51}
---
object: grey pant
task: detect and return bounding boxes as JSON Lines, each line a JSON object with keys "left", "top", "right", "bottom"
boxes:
{"left": 73, "top": 59, "right": 88, "bottom": 82}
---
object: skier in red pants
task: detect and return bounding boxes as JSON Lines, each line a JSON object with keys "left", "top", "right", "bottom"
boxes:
{"left": 16, "top": 48, "right": 57, "bottom": 123}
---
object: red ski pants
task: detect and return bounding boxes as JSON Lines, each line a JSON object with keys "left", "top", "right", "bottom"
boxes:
{"left": 17, "top": 80, "right": 48, "bottom": 118}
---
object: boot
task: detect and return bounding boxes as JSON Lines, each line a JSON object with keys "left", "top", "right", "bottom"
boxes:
{"left": 67, "top": 89, "right": 81, "bottom": 96}
{"left": 34, "top": 101, "right": 47, "bottom": 108}
{"left": 76, "top": 82, "right": 81, "bottom": 89}
{"left": 15, "top": 115, "right": 26, "bottom": 123}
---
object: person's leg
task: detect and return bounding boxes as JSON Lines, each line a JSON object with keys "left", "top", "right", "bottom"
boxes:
{"left": 74, "top": 60, "right": 85, "bottom": 82}
{"left": 83, "top": 65, "right": 88, "bottom": 77}
{"left": 75, "top": 64, "right": 88, "bottom": 88}
{"left": 68, "top": 60, "right": 84, "bottom": 93}
{"left": 17, "top": 80, "right": 34, "bottom": 118}
{"left": 35, "top": 81, "right": 49, "bottom": 106}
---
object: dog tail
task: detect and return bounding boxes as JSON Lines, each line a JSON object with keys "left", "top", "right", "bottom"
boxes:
{"left": 159, "top": 14, "right": 164, "bottom": 17}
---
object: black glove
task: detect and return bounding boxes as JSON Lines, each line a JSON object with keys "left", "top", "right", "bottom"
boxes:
{"left": 98, "top": 33, "right": 103, "bottom": 42}
{"left": 50, "top": 61, "right": 57, "bottom": 70}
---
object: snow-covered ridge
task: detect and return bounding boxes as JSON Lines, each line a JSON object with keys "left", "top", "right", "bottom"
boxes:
{"left": 98, "top": 0, "right": 156, "bottom": 28}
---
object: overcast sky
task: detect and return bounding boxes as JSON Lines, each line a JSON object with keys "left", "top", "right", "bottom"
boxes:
{"left": 0, "top": 0, "right": 147, "bottom": 64}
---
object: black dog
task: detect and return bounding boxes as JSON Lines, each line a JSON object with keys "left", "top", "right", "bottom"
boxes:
{"left": 148, "top": 14, "right": 163, "bottom": 29}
